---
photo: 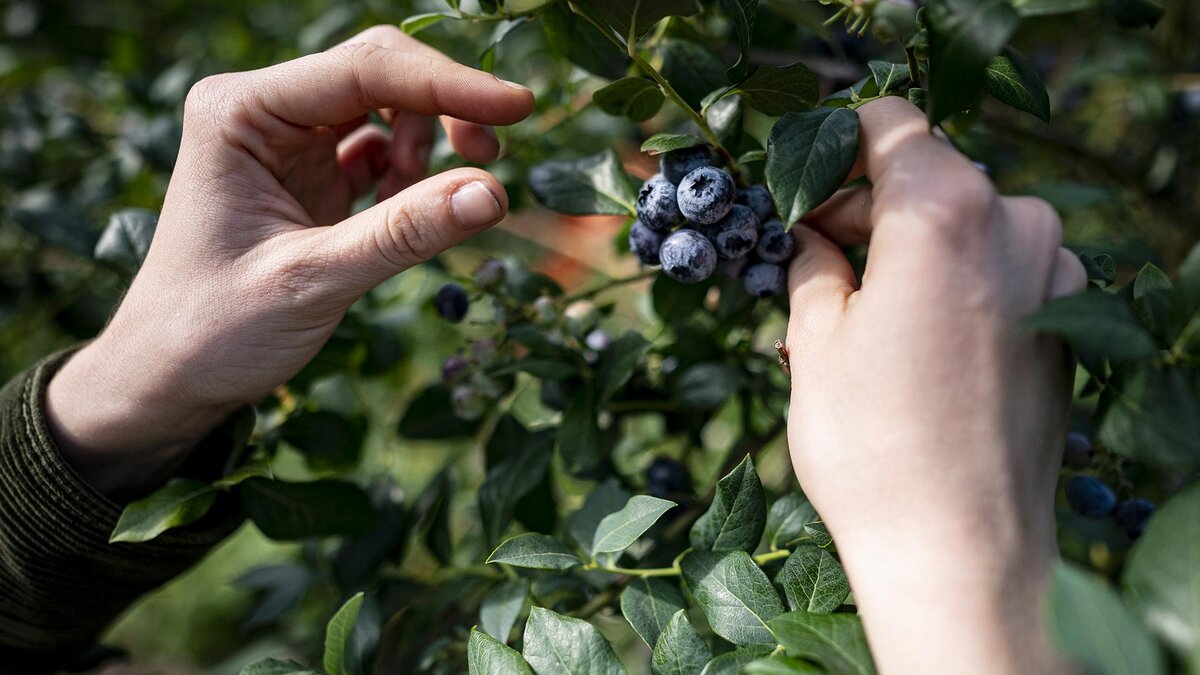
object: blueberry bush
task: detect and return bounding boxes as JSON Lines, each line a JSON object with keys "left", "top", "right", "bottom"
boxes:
{"left": 3, "top": 0, "right": 1200, "bottom": 673}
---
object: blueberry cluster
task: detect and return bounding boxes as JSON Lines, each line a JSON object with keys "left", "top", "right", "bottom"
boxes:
{"left": 1062, "top": 432, "right": 1155, "bottom": 539}
{"left": 631, "top": 146, "right": 794, "bottom": 297}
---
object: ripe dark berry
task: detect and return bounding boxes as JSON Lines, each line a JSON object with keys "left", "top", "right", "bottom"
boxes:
{"left": 756, "top": 220, "right": 796, "bottom": 264}
{"left": 1063, "top": 431, "right": 1093, "bottom": 469}
{"left": 736, "top": 185, "right": 774, "bottom": 222}
{"left": 1113, "top": 498, "right": 1155, "bottom": 539}
{"left": 660, "top": 229, "right": 718, "bottom": 284}
{"left": 434, "top": 283, "right": 469, "bottom": 323}
{"left": 743, "top": 262, "right": 787, "bottom": 298}
{"left": 709, "top": 204, "right": 759, "bottom": 259}
{"left": 720, "top": 256, "right": 750, "bottom": 279}
{"left": 441, "top": 355, "right": 470, "bottom": 386}
{"left": 646, "top": 457, "right": 690, "bottom": 498}
{"left": 1065, "top": 475, "right": 1117, "bottom": 518}
{"left": 473, "top": 258, "right": 507, "bottom": 289}
{"left": 676, "top": 166, "right": 735, "bottom": 225}
{"left": 659, "top": 145, "right": 714, "bottom": 184}
{"left": 629, "top": 219, "right": 667, "bottom": 266}
{"left": 636, "top": 174, "right": 681, "bottom": 231}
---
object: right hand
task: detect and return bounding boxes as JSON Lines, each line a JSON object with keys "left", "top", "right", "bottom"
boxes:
{"left": 45, "top": 26, "right": 535, "bottom": 496}
{"left": 783, "top": 98, "right": 1086, "bottom": 674}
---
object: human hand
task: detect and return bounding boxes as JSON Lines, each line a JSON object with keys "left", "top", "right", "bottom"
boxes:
{"left": 45, "top": 26, "right": 534, "bottom": 496}
{"left": 784, "top": 98, "right": 1085, "bottom": 674}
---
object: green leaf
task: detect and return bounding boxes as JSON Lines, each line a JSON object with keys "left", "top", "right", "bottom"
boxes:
{"left": 398, "top": 385, "right": 483, "bottom": 439}
{"left": 596, "top": 331, "right": 651, "bottom": 402}
{"left": 732, "top": 63, "right": 820, "bottom": 116}
{"left": 706, "top": 95, "right": 745, "bottom": 149}
{"left": 480, "top": 580, "right": 530, "bottom": 643}
{"left": 675, "top": 363, "right": 745, "bottom": 410}
{"left": 1049, "top": 563, "right": 1166, "bottom": 675}
{"left": 641, "top": 134, "right": 704, "bottom": 155}
{"left": 765, "top": 493, "right": 818, "bottom": 550}
{"left": 1108, "top": 0, "right": 1165, "bottom": 28}
{"left": 522, "top": 607, "right": 627, "bottom": 675}
{"left": 657, "top": 38, "right": 729, "bottom": 109}
{"left": 480, "top": 18, "right": 526, "bottom": 72}
{"left": 652, "top": 610, "right": 712, "bottom": 675}
{"left": 568, "top": 479, "right": 633, "bottom": 557}
{"left": 1124, "top": 482, "right": 1200, "bottom": 667}
{"left": 1097, "top": 362, "right": 1200, "bottom": 468}
{"left": 487, "top": 533, "right": 583, "bottom": 570}
{"left": 691, "top": 455, "right": 767, "bottom": 553}
{"left": 1082, "top": 252, "right": 1117, "bottom": 287}
{"left": 653, "top": 274, "right": 710, "bottom": 323}
{"left": 572, "top": 0, "right": 699, "bottom": 41}
{"left": 681, "top": 550, "right": 785, "bottom": 646}
{"left": 109, "top": 478, "right": 216, "bottom": 544}
{"left": 281, "top": 410, "right": 366, "bottom": 472}
{"left": 925, "top": 0, "right": 1020, "bottom": 123}
{"left": 323, "top": 592, "right": 365, "bottom": 675}
{"left": 744, "top": 653, "right": 825, "bottom": 674}
{"left": 241, "top": 478, "right": 378, "bottom": 540}
{"left": 541, "top": 2, "right": 629, "bottom": 80}
{"left": 94, "top": 208, "right": 157, "bottom": 274}
{"left": 479, "top": 426, "right": 555, "bottom": 543}
{"left": 867, "top": 61, "right": 911, "bottom": 95}
{"left": 1023, "top": 290, "right": 1160, "bottom": 362}
{"left": 400, "top": 12, "right": 454, "bottom": 35}
{"left": 1011, "top": 0, "right": 1098, "bottom": 16}
{"left": 1132, "top": 263, "right": 1173, "bottom": 337}
{"left": 470, "top": 628, "right": 534, "bottom": 674}
{"left": 529, "top": 149, "right": 637, "bottom": 217}
{"left": 699, "top": 646, "right": 775, "bottom": 675}
{"left": 621, "top": 577, "right": 688, "bottom": 648}
{"left": 593, "top": 77, "right": 664, "bottom": 122}
{"left": 237, "top": 658, "right": 317, "bottom": 675}
{"left": 983, "top": 48, "right": 1051, "bottom": 123}
{"left": 803, "top": 521, "right": 833, "bottom": 548}
{"left": 1167, "top": 242, "right": 1200, "bottom": 347}
{"left": 768, "top": 611, "right": 877, "bottom": 675}
{"left": 775, "top": 545, "right": 850, "bottom": 613}
{"left": 719, "top": 0, "right": 757, "bottom": 80}
{"left": 766, "top": 108, "right": 861, "bottom": 225}
{"left": 592, "top": 495, "right": 677, "bottom": 554}
{"left": 559, "top": 386, "right": 604, "bottom": 475}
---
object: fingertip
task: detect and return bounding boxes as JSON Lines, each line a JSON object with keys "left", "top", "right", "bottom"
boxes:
{"left": 445, "top": 120, "right": 501, "bottom": 164}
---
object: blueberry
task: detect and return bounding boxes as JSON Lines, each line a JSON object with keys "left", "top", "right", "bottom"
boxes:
{"left": 660, "top": 145, "right": 714, "bottom": 184}
{"left": 636, "top": 174, "right": 681, "bottom": 231}
{"left": 720, "top": 256, "right": 750, "bottom": 279}
{"left": 756, "top": 220, "right": 796, "bottom": 264}
{"left": 646, "top": 457, "right": 690, "bottom": 498}
{"left": 434, "top": 283, "right": 469, "bottom": 323}
{"left": 659, "top": 229, "right": 718, "bottom": 284}
{"left": 441, "top": 355, "right": 470, "bottom": 386}
{"left": 532, "top": 296, "right": 558, "bottom": 326}
{"left": 743, "top": 262, "right": 787, "bottom": 298}
{"left": 1113, "top": 498, "right": 1155, "bottom": 539}
{"left": 585, "top": 329, "right": 611, "bottom": 352}
{"left": 736, "top": 185, "right": 774, "bottom": 222}
{"left": 629, "top": 219, "right": 667, "bottom": 266}
{"left": 708, "top": 204, "right": 760, "bottom": 259}
{"left": 1063, "top": 431, "right": 1093, "bottom": 470}
{"left": 451, "top": 384, "right": 487, "bottom": 421}
{"left": 1065, "top": 475, "right": 1117, "bottom": 518}
{"left": 473, "top": 258, "right": 507, "bottom": 290}
{"left": 677, "top": 166, "right": 735, "bottom": 225}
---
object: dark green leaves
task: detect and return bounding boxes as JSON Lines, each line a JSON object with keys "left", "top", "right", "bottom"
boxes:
{"left": 1023, "top": 290, "right": 1159, "bottom": 362}
{"left": 766, "top": 108, "right": 860, "bottom": 225}
{"left": 480, "top": 580, "right": 529, "bottom": 643}
{"left": 398, "top": 385, "right": 481, "bottom": 439}
{"left": 529, "top": 149, "right": 637, "bottom": 217}
{"left": 568, "top": 478, "right": 632, "bottom": 558}
{"left": 641, "top": 134, "right": 704, "bottom": 155}
{"left": 572, "top": 0, "right": 699, "bottom": 41}
{"left": 559, "top": 386, "right": 603, "bottom": 475}
{"left": 925, "top": 0, "right": 1020, "bottom": 123}
{"left": 94, "top": 208, "right": 157, "bottom": 274}
{"left": 241, "top": 479, "right": 377, "bottom": 540}
{"left": 767, "top": 611, "right": 876, "bottom": 675}
{"left": 596, "top": 331, "right": 651, "bottom": 402}
{"left": 281, "top": 411, "right": 366, "bottom": 472}
{"left": 764, "top": 493, "right": 818, "bottom": 550}
{"left": 675, "top": 363, "right": 744, "bottom": 410}
{"left": 522, "top": 607, "right": 627, "bottom": 674}
{"left": 1048, "top": 564, "right": 1166, "bottom": 675}
{"left": 541, "top": 2, "right": 629, "bottom": 80}
{"left": 682, "top": 551, "right": 785, "bottom": 645}
{"left": 593, "top": 495, "right": 676, "bottom": 554}
{"left": 621, "top": 577, "right": 688, "bottom": 648}
{"left": 1011, "top": 0, "right": 1098, "bottom": 16}
{"left": 479, "top": 425, "right": 555, "bottom": 543}
{"left": 593, "top": 78, "right": 664, "bottom": 122}
{"left": 983, "top": 49, "right": 1051, "bottom": 123}
{"left": 657, "top": 39, "right": 728, "bottom": 109}
{"left": 488, "top": 533, "right": 582, "bottom": 570}
{"left": 651, "top": 610, "right": 712, "bottom": 675}
{"left": 867, "top": 61, "right": 911, "bottom": 95}
{"left": 238, "top": 659, "right": 316, "bottom": 675}
{"left": 469, "top": 628, "right": 534, "bottom": 674}
{"left": 1123, "top": 483, "right": 1200, "bottom": 663}
{"left": 1097, "top": 362, "right": 1200, "bottom": 468}
{"left": 775, "top": 545, "right": 850, "bottom": 613}
{"left": 691, "top": 455, "right": 767, "bottom": 552}
{"left": 719, "top": 0, "right": 757, "bottom": 80}
{"left": 323, "top": 592, "right": 365, "bottom": 675}
{"left": 730, "top": 63, "right": 819, "bottom": 116}
{"left": 1108, "top": 0, "right": 1165, "bottom": 28}
{"left": 110, "top": 478, "right": 216, "bottom": 543}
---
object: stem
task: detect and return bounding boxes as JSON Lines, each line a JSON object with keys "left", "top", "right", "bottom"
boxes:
{"left": 904, "top": 46, "right": 921, "bottom": 86}
{"left": 564, "top": 269, "right": 657, "bottom": 303}
{"left": 582, "top": 548, "right": 792, "bottom": 578}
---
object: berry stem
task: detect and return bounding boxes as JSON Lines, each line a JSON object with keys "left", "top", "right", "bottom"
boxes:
{"left": 581, "top": 548, "right": 792, "bottom": 577}
{"left": 564, "top": 269, "right": 657, "bottom": 303}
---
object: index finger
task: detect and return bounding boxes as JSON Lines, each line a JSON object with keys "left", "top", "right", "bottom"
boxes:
{"left": 246, "top": 43, "right": 534, "bottom": 128}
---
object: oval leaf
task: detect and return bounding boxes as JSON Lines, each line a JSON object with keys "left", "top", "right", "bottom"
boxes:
{"left": 469, "top": 627, "right": 534, "bottom": 674}
{"left": 487, "top": 533, "right": 583, "bottom": 570}
{"left": 766, "top": 108, "right": 860, "bottom": 225}
{"left": 775, "top": 545, "right": 850, "bottom": 613}
{"left": 241, "top": 478, "right": 378, "bottom": 540}
{"left": 681, "top": 550, "right": 785, "bottom": 646}
{"left": 529, "top": 149, "right": 637, "bottom": 216}
{"left": 522, "top": 607, "right": 627, "bottom": 675}
{"left": 323, "top": 592, "right": 364, "bottom": 675}
{"left": 652, "top": 610, "right": 712, "bottom": 675}
{"left": 593, "top": 495, "right": 677, "bottom": 554}
{"left": 767, "top": 611, "right": 876, "bottom": 675}
{"left": 621, "top": 577, "right": 688, "bottom": 648}
{"left": 110, "top": 478, "right": 216, "bottom": 544}
{"left": 691, "top": 455, "right": 767, "bottom": 553}
{"left": 594, "top": 77, "right": 665, "bottom": 122}
{"left": 1049, "top": 563, "right": 1166, "bottom": 675}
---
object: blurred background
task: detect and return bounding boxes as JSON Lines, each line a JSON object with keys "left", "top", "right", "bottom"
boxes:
{"left": 2, "top": 0, "right": 1199, "bottom": 672}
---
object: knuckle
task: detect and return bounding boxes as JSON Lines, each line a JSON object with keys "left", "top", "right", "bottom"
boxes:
{"left": 355, "top": 24, "right": 403, "bottom": 46}
{"left": 184, "top": 74, "right": 237, "bottom": 120}
{"left": 378, "top": 203, "right": 429, "bottom": 269}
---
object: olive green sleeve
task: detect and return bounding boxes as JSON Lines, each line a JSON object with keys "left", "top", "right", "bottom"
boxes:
{"left": 0, "top": 349, "right": 245, "bottom": 674}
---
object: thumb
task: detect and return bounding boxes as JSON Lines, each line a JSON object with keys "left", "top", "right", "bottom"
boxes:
{"left": 786, "top": 225, "right": 857, "bottom": 352}
{"left": 325, "top": 167, "right": 506, "bottom": 288}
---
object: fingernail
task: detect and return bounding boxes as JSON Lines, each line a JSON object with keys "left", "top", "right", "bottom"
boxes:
{"left": 495, "top": 76, "right": 530, "bottom": 92}
{"left": 451, "top": 182, "right": 501, "bottom": 230}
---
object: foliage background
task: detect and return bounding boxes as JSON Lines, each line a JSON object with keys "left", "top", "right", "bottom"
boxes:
{"left": 2, "top": 0, "right": 1200, "bottom": 673}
